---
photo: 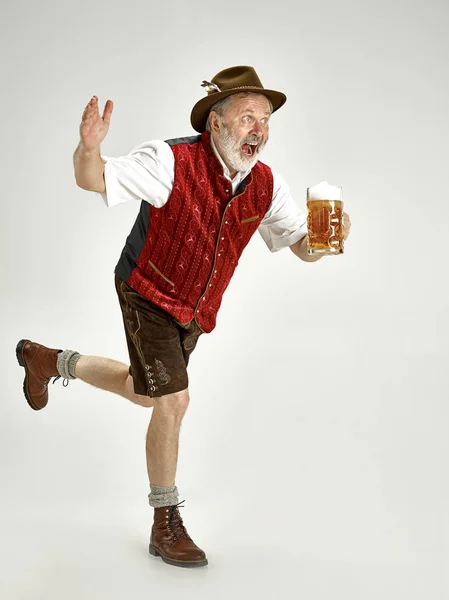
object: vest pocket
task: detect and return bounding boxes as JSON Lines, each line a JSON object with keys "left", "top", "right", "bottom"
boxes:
{"left": 241, "top": 214, "right": 260, "bottom": 224}
{"left": 147, "top": 259, "right": 175, "bottom": 287}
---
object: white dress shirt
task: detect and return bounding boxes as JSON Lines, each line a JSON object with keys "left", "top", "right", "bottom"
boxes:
{"left": 98, "top": 136, "right": 307, "bottom": 252}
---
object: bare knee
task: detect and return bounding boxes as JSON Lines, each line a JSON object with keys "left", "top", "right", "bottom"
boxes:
{"left": 154, "top": 389, "right": 190, "bottom": 420}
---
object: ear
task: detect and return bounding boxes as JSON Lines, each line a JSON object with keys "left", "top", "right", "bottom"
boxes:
{"left": 209, "top": 111, "right": 221, "bottom": 133}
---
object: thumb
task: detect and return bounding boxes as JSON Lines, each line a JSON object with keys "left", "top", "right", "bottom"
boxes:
{"left": 102, "top": 99, "right": 113, "bottom": 125}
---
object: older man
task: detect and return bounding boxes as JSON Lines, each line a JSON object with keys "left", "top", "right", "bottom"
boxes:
{"left": 16, "top": 66, "right": 351, "bottom": 568}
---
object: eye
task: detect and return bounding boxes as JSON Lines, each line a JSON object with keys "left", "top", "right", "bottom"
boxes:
{"left": 261, "top": 118, "right": 269, "bottom": 125}
{"left": 242, "top": 115, "right": 252, "bottom": 123}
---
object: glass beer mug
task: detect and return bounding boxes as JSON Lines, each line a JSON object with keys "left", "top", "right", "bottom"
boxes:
{"left": 307, "top": 181, "right": 344, "bottom": 255}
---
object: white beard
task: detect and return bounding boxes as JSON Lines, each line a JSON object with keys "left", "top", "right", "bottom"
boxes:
{"left": 217, "top": 121, "right": 267, "bottom": 173}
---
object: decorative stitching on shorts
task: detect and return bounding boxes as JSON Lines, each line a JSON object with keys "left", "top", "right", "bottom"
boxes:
{"left": 183, "top": 334, "right": 198, "bottom": 351}
{"left": 123, "top": 292, "right": 153, "bottom": 396}
{"left": 155, "top": 358, "right": 171, "bottom": 386}
{"left": 130, "top": 309, "right": 152, "bottom": 395}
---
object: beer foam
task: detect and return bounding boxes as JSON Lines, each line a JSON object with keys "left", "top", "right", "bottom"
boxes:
{"left": 308, "top": 181, "right": 342, "bottom": 201}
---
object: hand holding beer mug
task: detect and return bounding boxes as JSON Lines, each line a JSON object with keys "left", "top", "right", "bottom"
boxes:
{"left": 307, "top": 181, "right": 345, "bottom": 256}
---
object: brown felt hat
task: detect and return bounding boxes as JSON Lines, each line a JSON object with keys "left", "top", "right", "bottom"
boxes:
{"left": 190, "top": 65, "right": 287, "bottom": 133}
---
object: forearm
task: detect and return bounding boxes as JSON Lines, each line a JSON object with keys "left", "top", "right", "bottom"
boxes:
{"left": 73, "top": 142, "right": 106, "bottom": 192}
{"left": 289, "top": 235, "right": 323, "bottom": 262}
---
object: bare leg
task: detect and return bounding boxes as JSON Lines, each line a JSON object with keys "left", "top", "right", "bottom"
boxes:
{"left": 74, "top": 356, "right": 188, "bottom": 486}
{"left": 74, "top": 355, "right": 155, "bottom": 408}
{"left": 146, "top": 390, "right": 189, "bottom": 486}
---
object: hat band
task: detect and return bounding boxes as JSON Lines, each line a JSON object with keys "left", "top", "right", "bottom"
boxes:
{"left": 208, "top": 85, "right": 265, "bottom": 96}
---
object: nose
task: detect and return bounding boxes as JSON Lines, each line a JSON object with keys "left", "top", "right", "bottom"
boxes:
{"left": 250, "top": 121, "right": 264, "bottom": 138}
{"left": 249, "top": 121, "right": 264, "bottom": 138}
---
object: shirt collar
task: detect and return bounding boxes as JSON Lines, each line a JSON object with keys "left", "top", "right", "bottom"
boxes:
{"left": 209, "top": 134, "right": 252, "bottom": 182}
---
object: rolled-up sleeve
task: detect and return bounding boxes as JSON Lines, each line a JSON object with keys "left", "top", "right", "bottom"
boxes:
{"left": 97, "top": 140, "right": 175, "bottom": 208}
{"left": 258, "top": 172, "right": 308, "bottom": 252}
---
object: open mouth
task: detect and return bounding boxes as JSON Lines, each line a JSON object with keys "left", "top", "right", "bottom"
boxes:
{"left": 241, "top": 142, "right": 259, "bottom": 157}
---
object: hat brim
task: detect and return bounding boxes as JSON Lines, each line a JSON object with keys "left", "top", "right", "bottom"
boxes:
{"left": 190, "top": 88, "right": 287, "bottom": 133}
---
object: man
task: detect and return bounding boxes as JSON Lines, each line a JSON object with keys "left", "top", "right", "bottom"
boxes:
{"left": 16, "top": 66, "right": 351, "bottom": 569}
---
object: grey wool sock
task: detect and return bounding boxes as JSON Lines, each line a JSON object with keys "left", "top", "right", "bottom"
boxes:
{"left": 148, "top": 484, "right": 179, "bottom": 508}
{"left": 56, "top": 350, "right": 81, "bottom": 380}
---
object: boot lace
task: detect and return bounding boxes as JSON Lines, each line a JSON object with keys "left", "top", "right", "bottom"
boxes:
{"left": 51, "top": 376, "right": 70, "bottom": 387}
{"left": 167, "top": 500, "right": 189, "bottom": 541}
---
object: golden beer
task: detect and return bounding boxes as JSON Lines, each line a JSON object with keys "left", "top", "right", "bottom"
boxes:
{"left": 307, "top": 183, "right": 344, "bottom": 255}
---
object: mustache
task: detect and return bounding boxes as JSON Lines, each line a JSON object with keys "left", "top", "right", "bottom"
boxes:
{"left": 241, "top": 135, "right": 263, "bottom": 145}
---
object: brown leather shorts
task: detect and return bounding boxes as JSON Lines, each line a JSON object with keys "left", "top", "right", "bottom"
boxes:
{"left": 115, "top": 275, "right": 203, "bottom": 398}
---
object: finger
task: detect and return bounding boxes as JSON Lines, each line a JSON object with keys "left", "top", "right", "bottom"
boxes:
{"left": 102, "top": 99, "right": 113, "bottom": 125}
{"left": 80, "top": 97, "right": 96, "bottom": 128}
{"left": 91, "top": 95, "right": 100, "bottom": 118}
{"left": 83, "top": 96, "right": 95, "bottom": 112}
{"left": 82, "top": 96, "right": 98, "bottom": 120}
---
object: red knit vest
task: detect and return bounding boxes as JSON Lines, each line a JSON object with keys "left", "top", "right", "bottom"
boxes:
{"left": 126, "top": 131, "right": 274, "bottom": 333}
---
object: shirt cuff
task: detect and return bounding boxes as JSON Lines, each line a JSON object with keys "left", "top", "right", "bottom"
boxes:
{"left": 259, "top": 222, "right": 308, "bottom": 252}
{"left": 96, "top": 156, "right": 128, "bottom": 208}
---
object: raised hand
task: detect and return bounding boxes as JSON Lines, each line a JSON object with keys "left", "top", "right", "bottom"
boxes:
{"left": 79, "top": 96, "right": 113, "bottom": 151}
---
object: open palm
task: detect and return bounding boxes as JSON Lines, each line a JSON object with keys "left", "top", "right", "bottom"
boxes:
{"left": 79, "top": 96, "right": 113, "bottom": 151}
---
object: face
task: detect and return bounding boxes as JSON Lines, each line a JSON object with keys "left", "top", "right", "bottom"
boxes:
{"left": 212, "top": 94, "right": 271, "bottom": 173}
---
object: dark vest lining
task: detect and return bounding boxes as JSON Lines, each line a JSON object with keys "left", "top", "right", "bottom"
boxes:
{"left": 165, "top": 135, "right": 201, "bottom": 147}
{"left": 114, "top": 200, "right": 150, "bottom": 282}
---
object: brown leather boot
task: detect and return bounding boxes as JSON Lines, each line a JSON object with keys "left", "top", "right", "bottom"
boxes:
{"left": 149, "top": 501, "right": 208, "bottom": 568}
{"left": 16, "top": 339, "right": 63, "bottom": 411}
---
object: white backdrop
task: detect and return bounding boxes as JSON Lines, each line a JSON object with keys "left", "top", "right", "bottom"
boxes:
{"left": 1, "top": 0, "right": 448, "bottom": 598}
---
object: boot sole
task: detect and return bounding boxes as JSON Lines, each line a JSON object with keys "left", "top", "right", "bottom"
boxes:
{"left": 15, "top": 339, "right": 41, "bottom": 411}
{"left": 149, "top": 544, "right": 208, "bottom": 568}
